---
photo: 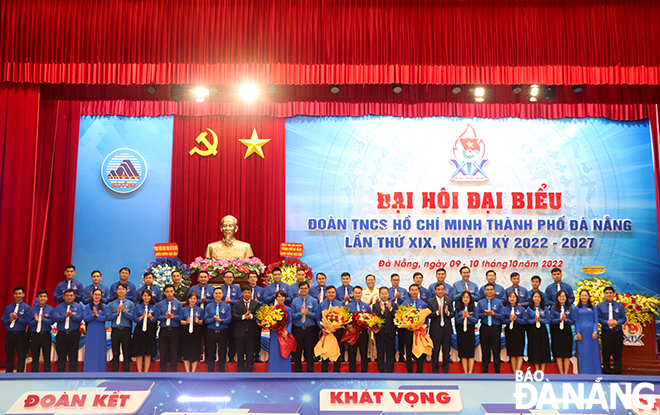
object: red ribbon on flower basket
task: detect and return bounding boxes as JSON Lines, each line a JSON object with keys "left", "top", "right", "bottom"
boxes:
{"left": 271, "top": 304, "right": 297, "bottom": 358}
{"left": 340, "top": 312, "right": 383, "bottom": 345}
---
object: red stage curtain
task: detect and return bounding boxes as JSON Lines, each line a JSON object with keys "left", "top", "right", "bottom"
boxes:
{"left": 82, "top": 101, "right": 650, "bottom": 121}
{"left": 0, "top": 84, "right": 79, "bottom": 366}
{"left": 2, "top": 0, "right": 660, "bottom": 86}
{"left": 170, "top": 116, "right": 286, "bottom": 269}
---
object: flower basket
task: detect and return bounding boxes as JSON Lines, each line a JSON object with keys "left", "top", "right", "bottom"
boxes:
{"left": 144, "top": 257, "right": 192, "bottom": 290}
{"left": 263, "top": 258, "right": 313, "bottom": 285}
{"left": 189, "top": 256, "right": 265, "bottom": 280}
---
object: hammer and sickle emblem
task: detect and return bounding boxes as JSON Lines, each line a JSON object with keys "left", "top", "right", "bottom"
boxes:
{"left": 189, "top": 128, "right": 219, "bottom": 156}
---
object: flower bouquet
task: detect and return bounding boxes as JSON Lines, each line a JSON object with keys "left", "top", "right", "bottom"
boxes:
{"left": 314, "top": 306, "right": 352, "bottom": 361}
{"left": 144, "top": 257, "right": 192, "bottom": 290}
{"left": 256, "top": 304, "right": 296, "bottom": 358}
{"left": 394, "top": 305, "right": 433, "bottom": 358}
{"left": 189, "top": 256, "right": 265, "bottom": 280}
{"left": 340, "top": 312, "right": 384, "bottom": 345}
{"left": 263, "top": 258, "right": 313, "bottom": 285}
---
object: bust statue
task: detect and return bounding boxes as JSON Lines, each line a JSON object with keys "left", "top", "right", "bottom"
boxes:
{"left": 205, "top": 215, "right": 254, "bottom": 259}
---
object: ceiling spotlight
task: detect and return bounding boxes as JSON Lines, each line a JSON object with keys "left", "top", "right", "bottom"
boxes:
{"left": 238, "top": 84, "right": 259, "bottom": 101}
{"left": 545, "top": 86, "right": 556, "bottom": 101}
{"left": 146, "top": 85, "right": 157, "bottom": 95}
{"left": 194, "top": 86, "right": 210, "bottom": 103}
{"left": 170, "top": 85, "right": 184, "bottom": 102}
{"left": 468, "top": 86, "right": 491, "bottom": 102}
{"left": 267, "top": 85, "right": 279, "bottom": 95}
{"left": 330, "top": 85, "right": 341, "bottom": 94}
{"left": 572, "top": 85, "right": 584, "bottom": 93}
{"left": 511, "top": 85, "right": 523, "bottom": 94}
{"left": 392, "top": 84, "right": 403, "bottom": 94}
{"left": 451, "top": 85, "right": 462, "bottom": 94}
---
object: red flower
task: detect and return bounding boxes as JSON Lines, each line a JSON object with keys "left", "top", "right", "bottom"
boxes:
{"left": 631, "top": 298, "right": 637, "bottom": 304}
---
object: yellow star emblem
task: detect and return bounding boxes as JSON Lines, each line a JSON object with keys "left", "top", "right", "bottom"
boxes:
{"left": 239, "top": 128, "right": 271, "bottom": 159}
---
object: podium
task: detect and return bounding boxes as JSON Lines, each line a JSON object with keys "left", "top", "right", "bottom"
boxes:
{"left": 621, "top": 319, "right": 660, "bottom": 375}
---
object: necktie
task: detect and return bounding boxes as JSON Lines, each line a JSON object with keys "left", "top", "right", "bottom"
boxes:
{"left": 413, "top": 299, "right": 417, "bottom": 309}
{"left": 535, "top": 307, "right": 541, "bottom": 328}
{"left": 345, "top": 287, "right": 348, "bottom": 299}
{"left": 320, "top": 287, "right": 324, "bottom": 300}
{"left": 608, "top": 302, "right": 613, "bottom": 320}
{"left": 274, "top": 284, "right": 280, "bottom": 305}
{"left": 67, "top": 280, "right": 71, "bottom": 290}
{"left": 147, "top": 285, "right": 151, "bottom": 292}
{"left": 515, "top": 287, "right": 519, "bottom": 298}
{"left": 64, "top": 305, "right": 71, "bottom": 330}
{"left": 357, "top": 302, "right": 361, "bottom": 312}
{"left": 189, "top": 306, "right": 194, "bottom": 333}
{"left": 382, "top": 302, "right": 386, "bottom": 313}
{"left": 557, "top": 283, "right": 561, "bottom": 295}
{"left": 509, "top": 306, "right": 515, "bottom": 330}
{"left": 37, "top": 307, "right": 43, "bottom": 332}
{"left": 116, "top": 300, "right": 123, "bottom": 325}
{"left": 302, "top": 298, "right": 307, "bottom": 323}
{"left": 228, "top": 286, "right": 231, "bottom": 299}
{"left": 9, "top": 303, "right": 19, "bottom": 329}
{"left": 215, "top": 303, "right": 220, "bottom": 327}
{"left": 464, "top": 282, "right": 468, "bottom": 292}
{"left": 252, "top": 288, "right": 255, "bottom": 300}
{"left": 440, "top": 298, "right": 445, "bottom": 327}
{"left": 142, "top": 306, "right": 148, "bottom": 332}
{"left": 166, "top": 301, "right": 172, "bottom": 326}
{"left": 560, "top": 305, "right": 565, "bottom": 330}
{"left": 200, "top": 286, "right": 205, "bottom": 309}
{"left": 487, "top": 300, "right": 492, "bottom": 326}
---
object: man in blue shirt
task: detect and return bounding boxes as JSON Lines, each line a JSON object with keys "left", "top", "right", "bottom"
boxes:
{"left": 526, "top": 275, "right": 547, "bottom": 306}
{"left": 54, "top": 265, "right": 84, "bottom": 304}
{"left": 309, "top": 272, "right": 328, "bottom": 303}
{"left": 544, "top": 268, "right": 575, "bottom": 306}
{"left": 401, "top": 284, "right": 427, "bottom": 373}
{"left": 204, "top": 287, "right": 232, "bottom": 372}
{"left": 388, "top": 273, "right": 408, "bottom": 306}
{"left": 82, "top": 270, "right": 110, "bottom": 305}
{"left": 246, "top": 270, "right": 265, "bottom": 362}
{"left": 316, "top": 285, "right": 343, "bottom": 373}
{"left": 597, "top": 286, "right": 627, "bottom": 374}
{"left": 346, "top": 286, "right": 371, "bottom": 373}
{"left": 263, "top": 268, "right": 293, "bottom": 305}
{"left": 452, "top": 266, "right": 479, "bottom": 302}
{"left": 106, "top": 283, "right": 135, "bottom": 372}
{"left": 412, "top": 272, "right": 431, "bottom": 303}
{"left": 157, "top": 284, "right": 182, "bottom": 372}
{"left": 28, "top": 289, "right": 54, "bottom": 372}
{"left": 2, "top": 286, "right": 31, "bottom": 372}
{"left": 137, "top": 271, "right": 163, "bottom": 303}
{"left": 428, "top": 268, "right": 454, "bottom": 300}
{"left": 476, "top": 283, "right": 505, "bottom": 373}
{"left": 291, "top": 281, "right": 318, "bottom": 372}
{"left": 338, "top": 272, "right": 354, "bottom": 305}
{"left": 189, "top": 270, "right": 214, "bottom": 310}
{"left": 109, "top": 267, "right": 137, "bottom": 303}
{"left": 220, "top": 270, "right": 242, "bottom": 363}
{"left": 52, "top": 289, "right": 84, "bottom": 372}
{"left": 479, "top": 270, "right": 506, "bottom": 301}
{"left": 505, "top": 272, "right": 529, "bottom": 308}
{"left": 289, "top": 268, "right": 309, "bottom": 298}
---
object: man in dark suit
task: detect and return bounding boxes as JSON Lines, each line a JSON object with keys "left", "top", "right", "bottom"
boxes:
{"left": 427, "top": 284, "right": 455, "bottom": 374}
{"left": 372, "top": 286, "right": 398, "bottom": 373}
{"left": 232, "top": 285, "right": 261, "bottom": 372}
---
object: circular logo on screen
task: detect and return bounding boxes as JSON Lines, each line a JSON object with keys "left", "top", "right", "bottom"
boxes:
{"left": 101, "top": 148, "right": 148, "bottom": 193}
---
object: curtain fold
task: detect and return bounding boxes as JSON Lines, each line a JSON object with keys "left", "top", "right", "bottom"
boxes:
{"left": 170, "top": 115, "right": 286, "bottom": 269}
{"left": 0, "top": 83, "right": 79, "bottom": 366}
{"left": 81, "top": 100, "right": 650, "bottom": 121}
{"left": 2, "top": 0, "right": 660, "bottom": 85}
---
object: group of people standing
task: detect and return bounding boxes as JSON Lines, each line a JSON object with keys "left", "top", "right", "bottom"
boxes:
{"left": 3, "top": 265, "right": 627, "bottom": 375}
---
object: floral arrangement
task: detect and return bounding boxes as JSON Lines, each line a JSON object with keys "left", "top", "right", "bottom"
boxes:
{"left": 263, "top": 258, "right": 313, "bottom": 285}
{"left": 256, "top": 304, "right": 297, "bottom": 358}
{"left": 394, "top": 305, "right": 433, "bottom": 358}
{"left": 314, "top": 306, "right": 352, "bottom": 361}
{"left": 341, "top": 311, "right": 384, "bottom": 345}
{"left": 256, "top": 304, "right": 285, "bottom": 329}
{"left": 189, "top": 256, "right": 265, "bottom": 280}
{"left": 575, "top": 276, "right": 660, "bottom": 327}
{"left": 144, "top": 257, "right": 192, "bottom": 290}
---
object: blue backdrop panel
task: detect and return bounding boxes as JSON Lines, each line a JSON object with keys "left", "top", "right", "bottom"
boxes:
{"left": 72, "top": 116, "right": 173, "bottom": 288}
{"left": 285, "top": 116, "right": 659, "bottom": 294}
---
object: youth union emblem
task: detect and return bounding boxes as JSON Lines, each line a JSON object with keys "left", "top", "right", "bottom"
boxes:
{"left": 101, "top": 148, "right": 148, "bottom": 194}
{"left": 450, "top": 124, "right": 488, "bottom": 182}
